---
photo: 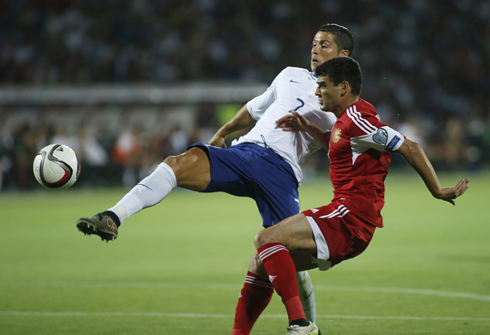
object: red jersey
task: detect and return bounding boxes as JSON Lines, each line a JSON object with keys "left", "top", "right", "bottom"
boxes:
{"left": 328, "top": 99, "right": 405, "bottom": 227}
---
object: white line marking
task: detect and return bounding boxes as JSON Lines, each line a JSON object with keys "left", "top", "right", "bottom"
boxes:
{"left": 0, "top": 311, "right": 489, "bottom": 321}
{"left": 312, "top": 285, "right": 490, "bottom": 302}
{"left": 316, "top": 315, "right": 490, "bottom": 321}
{"left": 1, "top": 282, "right": 489, "bottom": 302}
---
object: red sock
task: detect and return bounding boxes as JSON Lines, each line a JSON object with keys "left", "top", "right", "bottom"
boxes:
{"left": 232, "top": 271, "right": 274, "bottom": 335}
{"left": 258, "top": 243, "right": 306, "bottom": 322}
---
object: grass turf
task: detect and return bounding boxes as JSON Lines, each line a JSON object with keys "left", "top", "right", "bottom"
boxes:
{"left": 0, "top": 169, "right": 489, "bottom": 334}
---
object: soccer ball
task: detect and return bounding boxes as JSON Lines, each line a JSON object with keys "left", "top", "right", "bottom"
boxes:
{"left": 33, "top": 144, "right": 81, "bottom": 190}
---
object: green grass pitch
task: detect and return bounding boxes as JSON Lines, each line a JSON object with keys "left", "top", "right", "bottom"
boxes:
{"left": 0, "top": 169, "right": 489, "bottom": 334}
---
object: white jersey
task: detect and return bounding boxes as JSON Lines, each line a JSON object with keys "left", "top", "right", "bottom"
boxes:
{"left": 233, "top": 67, "right": 336, "bottom": 184}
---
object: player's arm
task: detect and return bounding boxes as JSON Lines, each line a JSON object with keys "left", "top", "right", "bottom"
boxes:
{"left": 208, "top": 104, "right": 257, "bottom": 148}
{"left": 395, "top": 138, "right": 469, "bottom": 205}
{"left": 276, "top": 110, "right": 331, "bottom": 150}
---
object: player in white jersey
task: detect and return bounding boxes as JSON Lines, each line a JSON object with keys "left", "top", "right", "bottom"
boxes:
{"left": 235, "top": 66, "right": 334, "bottom": 183}
{"left": 76, "top": 24, "right": 354, "bottom": 331}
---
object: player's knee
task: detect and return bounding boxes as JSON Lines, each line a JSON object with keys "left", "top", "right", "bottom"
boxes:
{"left": 163, "top": 153, "right": 190, "bottom": 177}
{"left": 254, "top": 230, "right": 272, "bottom": 249}
{"left": 163, "top": 148, "right": 204, "bottom": 172}
{"left": 163, "top": 149, "right": 210, "bottom": 190}
{"left": 163, "top": 155, "right": 178, "bottom": 168}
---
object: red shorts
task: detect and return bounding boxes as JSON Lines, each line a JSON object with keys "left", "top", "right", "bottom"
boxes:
{"left": 302, "top": 198, "right": 377, "bottom": 269}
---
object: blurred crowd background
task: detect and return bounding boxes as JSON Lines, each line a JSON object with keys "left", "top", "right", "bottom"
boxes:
{"left": 1, "top": 0, "right": 489, "bottom": 190}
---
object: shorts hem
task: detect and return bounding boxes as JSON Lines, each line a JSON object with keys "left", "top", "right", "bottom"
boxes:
{"left": 306, "top": 216, "right": 331, "bottom": 271}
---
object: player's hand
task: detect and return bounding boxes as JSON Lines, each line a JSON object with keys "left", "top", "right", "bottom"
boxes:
{"left": 276, "top": 110, "right": 310, "bottom": 131}
{"left": 434, "top": 178, "right": 469, "bottom": 205}
{"left": 208, "top": 134, "right": 227, "bottom": 148}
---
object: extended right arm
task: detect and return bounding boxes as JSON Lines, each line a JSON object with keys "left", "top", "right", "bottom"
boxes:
{"left": 208, "top": 104, "right": 257, "bottom": 148}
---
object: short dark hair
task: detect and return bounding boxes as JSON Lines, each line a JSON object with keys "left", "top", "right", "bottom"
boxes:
{"left": 315, "top": 57, "right": 362, "bottom": 96}
{"left": 318, "top": 23, "right": 354, "bottom": 56}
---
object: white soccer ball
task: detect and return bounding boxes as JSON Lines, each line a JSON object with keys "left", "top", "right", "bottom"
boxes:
{"left": 33, "top": 144, "right": 81, "bottom": 190}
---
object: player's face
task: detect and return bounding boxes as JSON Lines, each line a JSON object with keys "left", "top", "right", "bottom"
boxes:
{"left": 311, "top": 31, "right": 341, "bottom": 72}
{"left": 315, "top": 75, "right": 342, "bottom": 113}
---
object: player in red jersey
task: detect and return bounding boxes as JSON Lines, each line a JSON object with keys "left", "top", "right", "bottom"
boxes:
{"left": 232, "top": 57, "right": 469, "bottom": 334}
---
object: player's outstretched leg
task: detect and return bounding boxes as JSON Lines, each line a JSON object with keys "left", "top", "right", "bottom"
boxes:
{"left": 76, "top": 212, "right": 119, "bottom": 242}
{"left": 76, "top": 148, "right": 210, "bottom": 242}
{"left": 75, "top": 161, "right": 176, "bottom": 242}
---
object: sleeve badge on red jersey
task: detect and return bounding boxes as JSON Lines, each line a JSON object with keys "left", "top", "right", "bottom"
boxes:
{"left": 333, "top": 128, "right": 342, "bottom": 143}
{"left": 372, "top": 128, "right": 388, "bottom": 145}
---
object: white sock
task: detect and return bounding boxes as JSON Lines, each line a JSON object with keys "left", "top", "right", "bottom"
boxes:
{"left": 108, "top": 162, "right": 177, "bottom": 224}
{"left": 296, "top": 270, "right": 316, "bottom": 323}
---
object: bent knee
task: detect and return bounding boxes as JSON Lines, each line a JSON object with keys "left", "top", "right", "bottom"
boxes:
{"left": 254, "top": 230, "right": 273, "bottom": 249}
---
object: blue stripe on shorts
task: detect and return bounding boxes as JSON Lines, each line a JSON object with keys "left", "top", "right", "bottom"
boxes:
{"left": 188, "top": 142, "right": 300, "bottom": 227}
